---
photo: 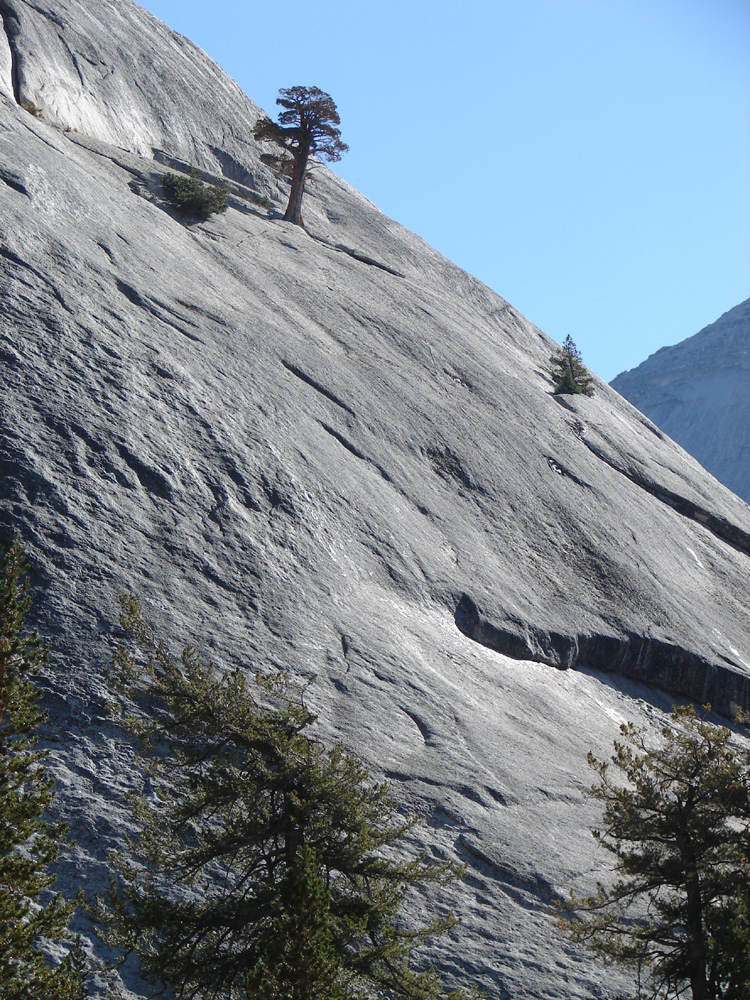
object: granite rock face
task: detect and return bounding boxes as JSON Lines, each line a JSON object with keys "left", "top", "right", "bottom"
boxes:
{"left": 612, "top": 298, "right": 750, "bottom": 504}
{"left": 1, "top": 1, "right": 750, "bottom": 997}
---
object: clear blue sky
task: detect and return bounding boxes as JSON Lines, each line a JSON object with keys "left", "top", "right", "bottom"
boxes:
{"left": 139, "top": 0, "right": 749, "bottom": 382}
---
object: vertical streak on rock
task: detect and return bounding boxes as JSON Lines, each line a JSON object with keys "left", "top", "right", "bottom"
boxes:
{"left": 0, "top": 1, "right": 20, "bottom": 104}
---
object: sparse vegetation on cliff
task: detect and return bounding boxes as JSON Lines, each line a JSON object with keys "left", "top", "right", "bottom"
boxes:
{"left": 161, "top": 168, "right": 229, "bottom": 220}
{"left": 253, "top": 86, "right": 348, "bottom": 228}
{"left": 549, "top": 335, "right": 595, "bottom": 395}
{"left": 19, "top": 99, "right": 42, "bottom": 118}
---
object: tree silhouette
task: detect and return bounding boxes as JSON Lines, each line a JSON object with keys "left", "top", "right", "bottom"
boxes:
{"left": 253, "top": 86, "right": 348, "bottom": 228}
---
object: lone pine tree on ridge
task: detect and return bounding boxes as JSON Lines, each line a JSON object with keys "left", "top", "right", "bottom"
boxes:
{"left": 253, "top": 86, "right": 348, "bottom": 228}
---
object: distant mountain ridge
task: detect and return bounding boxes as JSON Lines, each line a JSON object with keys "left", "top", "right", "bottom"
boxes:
{"left": 611, "top": 298, "right": 750, "bottom": 503}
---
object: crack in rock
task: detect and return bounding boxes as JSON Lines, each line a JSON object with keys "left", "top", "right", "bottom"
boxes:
{"left": 319, "top": 420, "right": 368, "bottom": 461}
{"left": 114, "top": 442, "right": 173, "bottom": 500}
{"left": 0, "top": 165, "right": 28, "bottom": 195}
{"left": 0, "top": 244, "right": 71, "bottom": 311}
{"left": 114, "top": 278, "right": 205, "bottom": 344}
{"left": 426, "top": 444, "right": 487, "bottom": 496}
{"left": 58, "top": 30, "right": 84, "bottom": 87}
{"left": 456, "top": 834, "right": 564, "bottom": 911}
{"left": 0, "top": 0, "right": 22, "bottom": 103}
{"left": 281, "top": 360, "right": 355, "bottom": 416}
{"left": 310, "top": 233, "right": 405, "bottom": 277}
{"left": 400, "top": 706, "right": 435, "bottom": 745}
{"left": 582, "top": 438, "right": 750, "bottom": 557}
{"left": 17, "top": 1, "right": 63, "bottom": 26}
{"left": 546, "top": 456, "right": 589, "bottom": 488}
{"left": 318, "top": 421, "right": 393, "bottom": 486}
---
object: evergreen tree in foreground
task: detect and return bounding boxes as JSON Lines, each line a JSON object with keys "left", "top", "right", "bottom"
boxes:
{"left": 243, "top": 846, "right": 344, "bottom": 1000}
{"left": 253, "top": 86, "right": 348, "bottom": 228}
{"left": 0, "top": 536, "right": 85, "bottom": 1000}
{"left": 560, "top": 707, "right": 750, "bottom": 999}
{"left": 549, "top": 335, "right": 595, "bottom": 395}
{"left": 97, "top": 594, "right": 478, "bottom": 1000}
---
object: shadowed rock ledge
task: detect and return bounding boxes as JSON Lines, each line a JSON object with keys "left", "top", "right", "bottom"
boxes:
{"left": 455, "top": 594, "right": 750, "bottom": 717}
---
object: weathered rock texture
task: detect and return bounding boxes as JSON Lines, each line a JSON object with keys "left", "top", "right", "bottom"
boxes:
{"left": 1, "top": 1, "right": 749, "bottom": 996}
{"left": 612, "top": 297, "right": 750, "bottom": 504}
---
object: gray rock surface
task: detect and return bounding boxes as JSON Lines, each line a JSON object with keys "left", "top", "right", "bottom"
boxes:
{"left": 612, "top": 298, "right": 750, "bottom": 503}
{"left": 1, "top": 1, "right": 749, "bottom": 996}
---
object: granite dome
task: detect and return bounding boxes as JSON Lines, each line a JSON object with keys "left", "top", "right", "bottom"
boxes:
{"left": 1, "top": 1, "right": 749, "bottom": 996}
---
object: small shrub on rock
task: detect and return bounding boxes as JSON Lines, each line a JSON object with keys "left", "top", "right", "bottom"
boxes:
{"left": 161, "top": 168, "right": 229, "bottom": 220}
{"left": 20, "top": 99, "right": 42, "bottom": 118}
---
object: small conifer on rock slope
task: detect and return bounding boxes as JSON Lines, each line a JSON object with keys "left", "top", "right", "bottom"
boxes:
{"left": 549, "top": 335, "right": 595, "bottom": 395}
{"left": 560, "top": 706, "right": 750, "bottom": 1000}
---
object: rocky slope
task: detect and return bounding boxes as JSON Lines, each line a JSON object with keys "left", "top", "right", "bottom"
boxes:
{"left": 612, "top": 298, "right": 750, "bottom": 504}
{"left": 1, "top": 1, "right": 750, "bottom": 996}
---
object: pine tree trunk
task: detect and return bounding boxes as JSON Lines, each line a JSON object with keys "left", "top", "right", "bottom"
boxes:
{"left": 685, "top": 859, "right": 710, "bottom": 999}
{"left": 283, "top": 146, "right": 310, "bottom": 227}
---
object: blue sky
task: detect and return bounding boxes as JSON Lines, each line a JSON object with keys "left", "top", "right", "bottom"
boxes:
{"left": 139, "top": 0, "right": 749, "bottom": 382}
